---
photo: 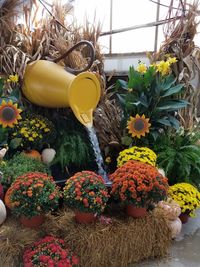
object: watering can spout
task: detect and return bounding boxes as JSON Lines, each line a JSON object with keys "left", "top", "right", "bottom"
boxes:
{"left": 22, "top": 60, "right": 101, "bottom": 127}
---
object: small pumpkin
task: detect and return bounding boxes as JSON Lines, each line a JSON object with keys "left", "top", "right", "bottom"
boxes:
{"left": 0, "top": 147, "right": 8, "bottom": 159}
{"left": 23, "top": 150, "right": 41, "bottom": 161}
{"left": 158, "top": 200, "right": 181, "bottom": 220}
{"left": 41, "top": 148, "right": 56, "bottom": 164}
{"left": 4, "top": 187, "right": 14, "bottom": 209}
{"left": 0, "top": 199, "right": 6, "bottom": 224}
{"left": 169, "top": 218, "right": 182, "bottom": 239}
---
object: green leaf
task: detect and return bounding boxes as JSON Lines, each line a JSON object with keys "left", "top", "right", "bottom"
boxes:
{"left": 156, "top": 100, "right": 189, "bottom": 111}
{"left": 116, "top": 79, "right": 128, "bottom": 90}
{"left": 121, "top": 136, "right": 132, "bottom": 146}
{"left": 9, "top": 138, "right": 22, "bottom": 149}
{"left": 162, "top": 75, "right": 176, "bottom": 90}
{"left": 167, "top": 115, "right": 180, "bottom": 129}
{"left": 116, "top": 93, "right": 126, "bottom": 106}
{"left": 157, "top": 118, "right": 172, "bottom": 127}
{"left": 161, "top": 84, "right": 184, "bottom": 97}
{"left": 150, "top": 131, "right": 159, "bottom": 141}
{"left": 139, "top": 94, "right": 149, "bottom": 107}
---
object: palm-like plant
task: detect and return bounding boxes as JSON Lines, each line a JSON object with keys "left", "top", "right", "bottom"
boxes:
{"left": 154, "top": 128, "right": 200, "bottom": 187}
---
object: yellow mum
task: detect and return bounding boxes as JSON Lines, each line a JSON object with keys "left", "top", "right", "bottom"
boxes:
{"left": 117, "top": 146, "right": 157, "bottom": 167}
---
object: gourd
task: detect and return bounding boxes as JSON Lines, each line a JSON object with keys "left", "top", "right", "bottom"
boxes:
{"left": 169, "top": 218, "right": 182, "bottom": 238}
{"left": 158, "top": 200, "right": 181, "bottom": 220}
{"left": 23, "top": 150, "right": 41, "bottom": 161}
{"left": 41, "top": 148, "right": 56, "bottom": 164}
{"left": 0, "top": 199, "right": 6, "bottom": 224}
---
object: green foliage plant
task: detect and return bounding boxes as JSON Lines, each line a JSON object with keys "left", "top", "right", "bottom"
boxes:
{"left": 0, "top": 153, "right": 50, "bottom": 190}
{"left": 154, "top": 127, "right": 200, "bottom": 187}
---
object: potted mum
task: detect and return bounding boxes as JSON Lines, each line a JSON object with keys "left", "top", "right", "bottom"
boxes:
{"left": 169, "top": 183, "right": 200, "bottom": 223}
{"left": 63, "top": 171, "right": 109, "bottom": 223}
{"left": 117, "top": 146, "right": 157, "bottom": 167}
{"left": 9, "top": 172, "right": 61, "bottom": 228}
{"left": 110, "top": 160, "right": 169, "bottom": 218}
{"left": 23, "top": 236, "right": 79, "bottom": 267}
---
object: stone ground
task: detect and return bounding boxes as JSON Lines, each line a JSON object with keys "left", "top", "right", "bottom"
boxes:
{"left": 131, "top": 209, "right": 200, "bottom": 267}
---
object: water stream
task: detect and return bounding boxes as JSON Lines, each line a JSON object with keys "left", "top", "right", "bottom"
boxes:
{"left": 86, "top": 126, "right": 111, "bottom": 185}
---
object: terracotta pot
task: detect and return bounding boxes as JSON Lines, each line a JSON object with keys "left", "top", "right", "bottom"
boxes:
{"left": 20, "top": 214, "right": 45, "bottom": 228}
{"left": 74, "top": 211, "right": 96, "bottom": 224}
{"left": 179, "top": 212, "right": 189, "bottom": 224}
{"left": 126, "top": 205, "right": 147, "bottom": 218}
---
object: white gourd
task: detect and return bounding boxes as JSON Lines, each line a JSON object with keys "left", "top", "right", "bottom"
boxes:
{"left": 0, "top": 200, "right": 6, "bottom": 225}
{"left": 41, "top": 148, "right": 56, "bottom": 164}
{"left": 169, "top": 218, "right": 182, "bottom": 239}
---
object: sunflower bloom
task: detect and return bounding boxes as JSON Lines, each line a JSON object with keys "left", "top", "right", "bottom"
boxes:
{"left": 0, "top": 100, "right": 22, "bottom": 128}
{"left": 127, "top": 114, "right": 151, "bottom": 139}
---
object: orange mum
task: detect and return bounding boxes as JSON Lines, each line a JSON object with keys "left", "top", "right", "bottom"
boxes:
{"left": 110, "top": 160, "right": 169, "bottom": 206}
{"left": 127, "top": 114, "right": 151, "bottom": 139}
{"left": 0, "top": 100, "right": 22, "bottom": 128}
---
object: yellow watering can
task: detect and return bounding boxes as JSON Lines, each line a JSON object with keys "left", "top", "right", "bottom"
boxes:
{"left": 22, "top": 41, "right": 100, "bottom": 127}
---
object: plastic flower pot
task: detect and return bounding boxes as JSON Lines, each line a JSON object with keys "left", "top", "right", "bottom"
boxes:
{"left": 179, "top": 212, "right": 190, "bottom": 224}
{"left": 74, "top": 211, "right": 97, "bottom": 224}
{"left": 20, "top": 214, "right": 45, "bottom": 228}
{"left": 126, "top": 205, "right": 147, "bottom": 218}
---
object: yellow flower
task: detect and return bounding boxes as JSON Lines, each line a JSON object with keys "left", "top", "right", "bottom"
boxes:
{"left": 156, "top": 61, "right": 170, "bottom": 76}
{"left": 0, "top": 100, "right": 22, "bottom": 128}
{"left": 7, "top": 74, "right": 19, "bottom": 83}
{"left": 127, "top": 114, "right": 151, "bottom": 139}
{"left": 44, "top": 128, "right": 50, "bottom": 132}
{"left": 117, "top": 146, "right": 157, "bottom": 167}
{"left": 105, "top": 157, "right": 111, "bottom": 163}
{"left": 32, "top": 132, "right": 38, "bottom": 138}
{"left": 169, "top": 183, "right": 200, "bottom": 217}
{"left": 167, "top": 57, "right": 177, "bottom": 64}
{"left": 128, "top": 88, "right": 133, "bottom": 93}
{"left": 137, "top": 63, "right": 147, "bottom": 73}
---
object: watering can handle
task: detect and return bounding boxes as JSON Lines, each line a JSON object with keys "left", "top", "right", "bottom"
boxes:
{"left": 53, "top": 40, "right": 95, "bottom": 75}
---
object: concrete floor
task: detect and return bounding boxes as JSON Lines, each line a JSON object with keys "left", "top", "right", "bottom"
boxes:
{"left": 131, "top": 209, "right": 200, "bottom": 267}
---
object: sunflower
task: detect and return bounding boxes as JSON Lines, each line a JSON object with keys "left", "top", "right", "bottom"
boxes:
{"left": 0, "top": 100, "right": 22, "bottom": 128}
{"left": 127, "top": 114, "right": 151, "bottom": 139}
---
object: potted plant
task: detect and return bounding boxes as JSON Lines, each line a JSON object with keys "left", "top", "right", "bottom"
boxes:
{"left": 117, "top": 146, "right": 157, "bottom": 167}
{"left": 110, "top": 160, "right": 169, "bottom": 218}
{"left": 23, "top": 236, "right": 79, "bottom": 267}
{"left": 169, "top": 183, "right": 200, "bottom": 223}
{"left": 9, "top": 172, "right": 61, "bottom": 228}
{"left": 63, "top": 171, "right": 109, "bottom": 223}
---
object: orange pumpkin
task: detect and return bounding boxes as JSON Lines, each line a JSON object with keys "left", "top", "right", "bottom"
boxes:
{"left": 23, "top": 150, "right": 41, "bottom": 161}
{"left": 4, "top": 187, "right": 14, "bottom": 209}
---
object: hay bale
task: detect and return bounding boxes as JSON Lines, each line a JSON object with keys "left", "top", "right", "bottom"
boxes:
{"left": 0, "top": 209, "right": 171, "bottom": 267}
{"left": 0, "top": 216, "right": 41, "bottom": 267}
{"left": 43, "top": 209, "right": 172, "bottom": 267}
